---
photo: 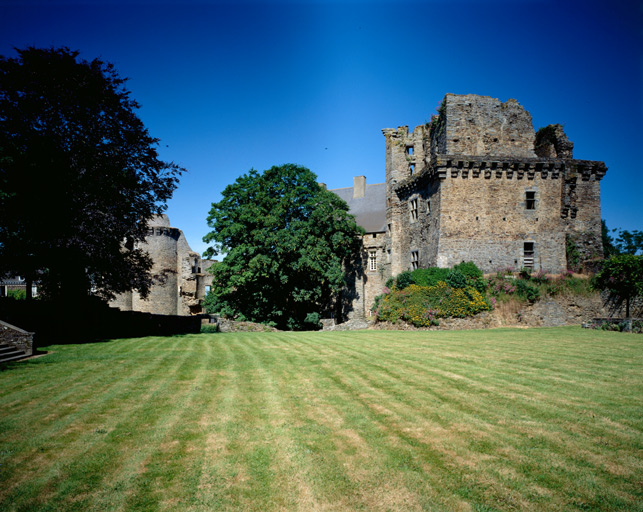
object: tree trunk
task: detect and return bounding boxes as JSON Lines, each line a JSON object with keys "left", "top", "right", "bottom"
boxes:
{"left": 26, "top": 277, "right": 33, "bottom": 301}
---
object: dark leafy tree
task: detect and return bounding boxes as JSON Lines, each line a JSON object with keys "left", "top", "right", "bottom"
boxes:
{"left": 615, "top": 230, "right": 643, "bottom": 256}
{"left": 602, "top": 220, "right": 619, "bottom": 257}
{"left": 0, "top": 47, "right": 183, "bottom": 302}
{"left": 203, "top": 164, "right": 363, "bottom": 330}
{"left": 602, "top": 219, "right": 643, "bottom": 257}
{"left": 593, "top": 254, "right": 643, "bottom": 318}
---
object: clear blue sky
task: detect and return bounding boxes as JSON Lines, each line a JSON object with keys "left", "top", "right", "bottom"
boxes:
{"left": 1, "top": 0, "right": 641, "bottom": 255}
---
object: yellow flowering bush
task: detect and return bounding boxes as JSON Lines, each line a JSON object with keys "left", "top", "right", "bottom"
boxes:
{"left": 374, "top": 281, "right": 490, "bottom": 326}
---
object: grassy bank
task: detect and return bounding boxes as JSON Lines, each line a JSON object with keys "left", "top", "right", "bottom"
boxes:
{"left": 1, "top": 328, "right": 641, "bottom": 511}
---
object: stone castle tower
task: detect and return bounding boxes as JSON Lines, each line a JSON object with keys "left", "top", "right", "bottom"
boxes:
{"left": 334, "top": 94, "right": 607, "bottom": 319}
{"left": 110, "top": 215, "right": 214, "bottom": 316}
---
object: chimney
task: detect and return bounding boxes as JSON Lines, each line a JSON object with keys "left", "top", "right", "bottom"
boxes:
{"left": 353, "top": 175, "right": 366, "bottom": 199}
{"left": 318, "top": 182, "right": 327, "bottom": 190}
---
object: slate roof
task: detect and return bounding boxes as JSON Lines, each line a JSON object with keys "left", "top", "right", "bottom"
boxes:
{"left": 331, "top": 182, "right": 387, "bottom": 233}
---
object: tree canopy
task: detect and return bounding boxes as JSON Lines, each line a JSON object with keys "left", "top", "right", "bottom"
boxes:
{"left": 0, "top": 47, "right": 183, "bottom": 301}
{"left": 593, "top": 254, "right": 643, "bottom": 318}
{"left": 602, "top": 220, "right": 643, "bottom": 257}
{"left": 203, "top": 164, "right": 363, "bottom": 330}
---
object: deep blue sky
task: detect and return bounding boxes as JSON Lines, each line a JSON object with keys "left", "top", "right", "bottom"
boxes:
{"left": 1, "top": 0, "right": 641, "bottom": 255}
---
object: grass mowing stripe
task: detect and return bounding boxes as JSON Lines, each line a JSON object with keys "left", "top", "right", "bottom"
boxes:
{"left": 105, "top": 335, "right": 221, "bottom": 511}
{"left": 295, "top": 334, "right": 454, "bottom": 510}
{"left": 269, "top": 332, "right": 443, "bottom": 510}
{"left": 1, "top": 328, "right": 641, "bottom": 511}
{"left": 286, "top": 330, "right": 643, "bottom": 510}
{"left": 258, "top": 332, "right": 365, "bottom": 510}
{"left": 0, "top": 337, "right": 177, "bottom": 502}
{"left": 311, "top": 330, "right": 642, "bottom": 439}
{"left": 0, "top": 336, "right": 199, "bottom": 511}
{"left": 0, "top": 337, "right": 162, "bottom": 434}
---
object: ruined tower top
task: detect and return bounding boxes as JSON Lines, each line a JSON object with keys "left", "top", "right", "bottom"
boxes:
{"left": 434, "top": 94, "right": 537, "bottom": 159}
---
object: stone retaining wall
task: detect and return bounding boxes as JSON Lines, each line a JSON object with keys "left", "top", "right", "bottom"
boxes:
{"left": 0, "top": 320, "right": 33, "bottom": 355}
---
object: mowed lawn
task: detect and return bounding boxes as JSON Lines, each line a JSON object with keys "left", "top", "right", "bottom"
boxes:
{"left": 1, "top": 328, "right": 641, "bottom": 511}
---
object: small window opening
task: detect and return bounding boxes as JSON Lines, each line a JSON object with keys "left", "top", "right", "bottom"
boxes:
{"left": 406, "top": 146, "right": 414, "bottom": 155}
{"left": 426, "top": 200, "right": 431, "bottom": 214}
{"left": 387, "top": 223, "right": 391, "bottom": 233}
{"left": 387, "top": 249, "right": 391, "bottom": 262}
{"left": 369, "top": 250, "right": 377, "bottom": 272}
{"left": 410, "top": 163, "right": 416, "bottom": 175}
{"left": 411, "top": 251, "right": 419, "bottom": 270}
{"left": 372, "top": 233, "right": 377, "bottom": 238}
{"left": 523, "top": 242, "right": 535, "bottom": 269}
{"left": 409, "top": 199, "right": 418, "bottom": 222}
{"left": 526, "top": 191, "right": 536, "bottom": 210}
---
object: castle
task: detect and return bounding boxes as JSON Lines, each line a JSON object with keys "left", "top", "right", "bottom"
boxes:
{"left": 333, "top": 94, "right": 607, "bottom": 318}
{"left": 110, "top": 215, "right": 214, "bottom": 316}
{"left": 111, "top": 94, "right": 607, "bottom": 321}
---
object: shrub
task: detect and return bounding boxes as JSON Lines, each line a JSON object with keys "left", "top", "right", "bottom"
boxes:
{"left": 453, "top": 261, "right": 486, "bottom": 292}
{"left": 6, "top": 289, "right": 26, "bottom": 300}
{"left": 375, "top": 282, "right": 490, "bottom": 326}
{"left": 410, "top": 267, "right": 450, "bottom": 287}
{"left": 446, "top": 270, "right": 467, "bottom": 289}
{"left": 453, "top": 261, "right": 483, "bottom": 280}
{"left": 395, "top": 271, "right": 413, "bottom": 290}
{"left": 200, "top": 324, "right": 219, "bottom": 334}
{"left": 304, "top": 312, "right": 322, "bottom": 329}
{"left": 515, "top": 280, "right": 540, "bottom": 302}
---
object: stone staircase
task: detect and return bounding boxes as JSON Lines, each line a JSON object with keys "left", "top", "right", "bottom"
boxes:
{"left": 0, "top": 342, "right": 28, "bottom": 363}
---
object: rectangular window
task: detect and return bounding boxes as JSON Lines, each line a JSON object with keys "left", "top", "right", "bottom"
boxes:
{"left": 406, "top": 146, "right": 414, "bottom": 155}
{"left": 387, "top": 249, "right": 391, "bottom": 263}
{"left": 426, "top": 200, "right": 431, "bottom": 214}
{"left": 369, "top": 250, "right": 377, "bottom": 271}
{"left": 204, "top": 285, "right": 211, "bottom": 294}
{"left": 523, "top": 242, "right": 535, "bottom": 269}
{"left": 526, "top": 191, "right": 536, "bottom": 210}
{"left": 411, "top": 250, "right": 419, "bottom": 270}
{"left": 410, "top": 199, "right": 418, "bottom": 222}
{"left": 410, "top": 163, "right": 416, "bottom": 175}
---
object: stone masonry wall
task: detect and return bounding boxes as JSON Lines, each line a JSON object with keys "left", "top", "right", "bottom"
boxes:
{"left": 131, "top": 225, "right": 180, "bottom": 315}
{"left": 441, "top": 94, "right": 537, "bottom": 158}
{"left": 0, "top": 319, "right": 33, "bottom": 356}
{"left": 383, "top": 125, "right": 429, "bottom": 276}
{"left": 361, "top": 233, "right": 386, "bottom": 318}
{"left": 436, "top": 170, "right": 567, "bottom": 272}
{"left": 111, "top": 215, "right": 212, "bottom": 316}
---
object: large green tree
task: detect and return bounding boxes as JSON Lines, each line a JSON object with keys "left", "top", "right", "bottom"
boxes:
{"left": 203, "top": 164, "right": 363, "bottom": 330}
{"left": 0, "top": 47, "right": 183, "bottom": 301}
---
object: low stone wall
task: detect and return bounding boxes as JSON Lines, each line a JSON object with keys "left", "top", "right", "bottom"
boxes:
{"left": 215, "top": 317, "right": 280, "bottom": 333}
{"left": 583, "top": 317, "right": 643, "bottom": 333}
{"left": 0, "top": 320, "right": 34, "bottom": 356}
{"left": 321, "top": 318, "right": 373, "bottom": 331}
{"left": 372, "top": 293, "right": 608, "bottom": 331}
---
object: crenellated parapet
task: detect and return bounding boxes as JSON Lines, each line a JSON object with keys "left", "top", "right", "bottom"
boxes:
{"left": 393, "top": 155, "right": 606, "bottom": 197}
